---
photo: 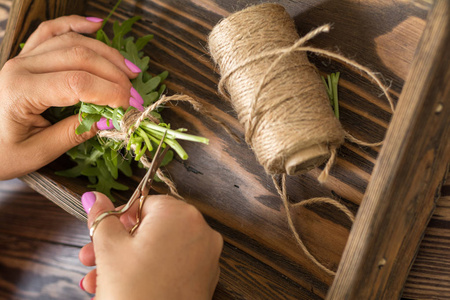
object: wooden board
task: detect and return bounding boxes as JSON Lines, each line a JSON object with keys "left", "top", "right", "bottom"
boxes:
{"left": 1, "top": 0, "right": 448, "bottom": 299}
{"left": 1, "top": 178, "right": 449, "bottom": 299}
{"left": 327, "top": 0, "right": 450, "bottom": 298}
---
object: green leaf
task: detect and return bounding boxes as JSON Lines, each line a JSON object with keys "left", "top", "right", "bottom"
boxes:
{"left": 143, "top": 76, "right": 161, "bottom": 94}
{"left": 76, "top": 114, "right": 101, "bottom": 135}
{"left": 112, "top": 107, "right": 121, "bottom": 130}
{"left": 124, "top": 39, "right": 140, "bottom": 65}
{"left": 135, "top": 34, "right": 154, "bottom": 51}
{"left": 104, "top": 149, "right": 119, "bottom": 179}
{"left": 160, "top": 149, "right": 174, "bottom": 167}
{"left": 96, "top": 29, "right": 111, "bottom": 46}
{"left": 143, "top": 91, "right": 159, "bottom": 106}
{"left": 55, "top": 158, "right": 91, "bottom": 178}
{"left": 158, "top": 70, "right": 169, "bottom": 81}
{"left": 158, "top": 84, "right": 167, "bottom": 96}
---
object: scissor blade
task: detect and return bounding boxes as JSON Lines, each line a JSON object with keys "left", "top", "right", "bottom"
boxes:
{"left": 140, "top": 131, "right": 170, "bottom": 195}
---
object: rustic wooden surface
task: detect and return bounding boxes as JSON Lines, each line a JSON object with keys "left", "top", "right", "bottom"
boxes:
{"left": 1, "top": 0, "right": 449, "bottom": 299}
{"left": 327, "top": 0, "right": 450, "bottom": 298}
{"left": 0, "top": 179, "right": 92, "bottom": 300}
{"left": 1, "top": 178, "right": 449, "bottom": 299}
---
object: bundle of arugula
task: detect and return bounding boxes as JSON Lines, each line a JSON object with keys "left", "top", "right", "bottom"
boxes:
{"left": 45, "top": 6, "right": 208, "bottom": 200}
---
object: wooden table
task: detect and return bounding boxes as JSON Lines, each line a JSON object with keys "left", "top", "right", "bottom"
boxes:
{"left": 1, "top": 0, "right": 449, "bottom": 299}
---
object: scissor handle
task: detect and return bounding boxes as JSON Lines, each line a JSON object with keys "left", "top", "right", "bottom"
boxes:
{"left": 89, "top": 131, "right": 170, "bottom": 240}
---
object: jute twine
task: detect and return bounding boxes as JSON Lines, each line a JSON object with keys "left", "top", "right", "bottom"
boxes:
{"left": 208, "top": 3, "right": 394, "bottom": 276}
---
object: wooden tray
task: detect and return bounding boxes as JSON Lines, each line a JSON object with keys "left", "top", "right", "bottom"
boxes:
{"left": 1, "top": 0, "right": 449, "bottom": 299}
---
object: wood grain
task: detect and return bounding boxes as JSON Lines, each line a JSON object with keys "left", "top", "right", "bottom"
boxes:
{"left": 0, "top": 0, "right": 85, "bottom": 66}
{"left": 0, "top": 179, "right": 92, "bottom": 300}
{"left": 403, "top": 177, "right": 450, "bottom": 299}
{"left": 327, "top": 0, "right": 450, "bottom": 298}
{"left": 1, "top": 0, "right": 448, "bottom": 299}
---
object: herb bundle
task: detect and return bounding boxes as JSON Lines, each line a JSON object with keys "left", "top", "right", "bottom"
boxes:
{"left": 47, "top": 5, "right": 208, "bottom": 200}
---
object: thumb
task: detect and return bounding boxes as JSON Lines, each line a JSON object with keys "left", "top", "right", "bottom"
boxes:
{"left": 37, "top": 114, "right": 97, "bottom": 151}
{"left": 81, "top": 192, "right": 129, "bottom": 246}
{"left": 26, "top": 115, "right": 97, "bottom": 168}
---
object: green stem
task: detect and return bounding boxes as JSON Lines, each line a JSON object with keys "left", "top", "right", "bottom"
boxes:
{"left": 332, "top": 72, "right": 340, "bottom": 119}
{"left": 101, "top": 0, "right": 122, "bottom": 30}
{"left": 141, "top": 121, "right": 209, "bottom": 145}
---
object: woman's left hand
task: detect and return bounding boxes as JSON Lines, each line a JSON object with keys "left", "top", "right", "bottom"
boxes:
{"left": 0, "top": 15, "right": 141, "bottom": 180}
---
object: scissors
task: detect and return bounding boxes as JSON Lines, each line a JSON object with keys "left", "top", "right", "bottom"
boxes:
{"left": 89, "top": 131, "right": 170, "bottom": 239}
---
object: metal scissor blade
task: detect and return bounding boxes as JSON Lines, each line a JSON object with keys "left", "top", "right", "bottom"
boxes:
{"left": 139, "top": 130, "right": 170, "bottom": 197}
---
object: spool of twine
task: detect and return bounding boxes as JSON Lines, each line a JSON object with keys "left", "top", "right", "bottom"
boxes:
{"left": 208, "top": 3, "right": 345, "bottom": 176}
{"left": 208, "top": 3, "right": 394, "bottom": 276}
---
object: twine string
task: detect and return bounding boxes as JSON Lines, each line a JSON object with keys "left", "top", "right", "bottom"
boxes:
{"left": 273, "top": 174, "right": 355, "bottom": 276}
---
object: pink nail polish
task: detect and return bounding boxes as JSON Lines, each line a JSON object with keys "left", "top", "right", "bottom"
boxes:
{"left": 86, "top": 17, "right": 103, "bottom": 23}
{"left": 81, "top": 192, "right": 96, "bottom": 214}
{"left": 130, "top": 97, "right": 144, "bottom": 111}
{"left": 79, "top": 277, "right": 86, "bottom": 291}
{"left": 96, "top": 117, "right": 115, "bottom": 130}
{"left": 125, "top": 59, "right": 141, "bottom": 73}
{"left": 130, "top": 87, "right": 144, "bottom": 105}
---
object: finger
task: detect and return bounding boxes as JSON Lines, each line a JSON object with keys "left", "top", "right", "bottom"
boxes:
{"left": 79, "top": 242, "right": 96, "bottom": 267}
{"left": 139, "top": 194, "right": 180, "bottom": 218}
{"left": 86, "top": 192, "right": 129, "bottom": 245}
{"left": 19, "top": 115, "right": 97, "bottom": 172}
{"left": 21, "top": 15, "right": 103, "bottom": 54}
{"left": 80, "top": 268, "right": 97, "bottom": 294}
{"left": 21, "top": 70, "right": 132, "bottom": 111}
{"left": 22, "top": 31, "right": 141, "bottom": 78}
{"left": 19, "top": 46, "right": 132, "bottom": 88}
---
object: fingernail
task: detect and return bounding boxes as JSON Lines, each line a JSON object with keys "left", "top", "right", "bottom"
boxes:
{"left": 130, "top": 87, "right": 143, "bottom": 105}
{"left": 125, "top": 59, "right": 141, "bottom": 73}
{"left": 96, "top": 117, "right": 114, "bottom": 130}
{"left": 86, "top": 17, "right": 103, "bottom": 23}
{"left": 81, "top": 192, "right": 96, "bottom": 214}
{"left": 79, "top": 277, "right": 85, "bottom": 291}
{"left": 129, "top": 97, "right": 144, "bottom": 111}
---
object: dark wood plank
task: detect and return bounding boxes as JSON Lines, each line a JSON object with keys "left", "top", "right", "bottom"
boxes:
{"left": 0, "top": 0, "right": 85, "bottom": 65}
{"left": 327, "top": 0, "right": 450, "bottom": 298}
{"left": 403, "top": 177, "right": 450, "bottom": 299}
{"left": 0, "top": 179, "right": 92, "bottom": 300}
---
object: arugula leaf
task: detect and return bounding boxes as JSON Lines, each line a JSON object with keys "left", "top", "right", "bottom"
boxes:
{"left": 76, "top": 114, "right": 101, "bottom": 135}
{"left": 136, "top": 34, "right": 154, "bottom": 51}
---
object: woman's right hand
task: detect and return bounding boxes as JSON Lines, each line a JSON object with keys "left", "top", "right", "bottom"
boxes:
{"left": 79, "top": 192, "right": 223, "bottom": 299}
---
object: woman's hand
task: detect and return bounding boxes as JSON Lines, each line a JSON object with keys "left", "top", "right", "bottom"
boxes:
{"left": 0, "top": 15, "right": 142, "bottom": 180}
{"left": 79, "top": 192, "right": 223, "bottom": 300}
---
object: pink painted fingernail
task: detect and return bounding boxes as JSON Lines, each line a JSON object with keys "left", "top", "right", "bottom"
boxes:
{"left": 81, "top": 192, "right": 96, "bottom": 214}
{"left": 79, "top": 277, "right": 86, "bottom": 291}
{"left": 96, "top": 117, "right": 115, "bottom": 130}
{"left": 125, "top": 59, "right": 141, "bottom": 73}
{"left": 130, "top": 87, "right": 143, "bottom": 105}
{"left": 129, "top": 97, "right": 144, "bottom": 111}
{"left": 86, "top": 17, "right": 103, "bottom": 23}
